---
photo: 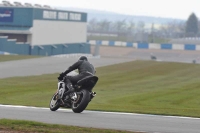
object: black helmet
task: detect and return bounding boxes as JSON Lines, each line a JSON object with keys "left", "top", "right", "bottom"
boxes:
{"left": 79, "top": 56, "right": 88, "bottom": 61}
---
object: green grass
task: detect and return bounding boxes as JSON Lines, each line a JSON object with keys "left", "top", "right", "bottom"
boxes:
{"left": 0, "top": 55, "right": 43, "bottom": 62}
{"left": 148, "top": 37, "right": 170, "bottom": 43}
{"left": 88, "top": 36, "right": 170, "bottom": 43}
{"left": 1, "top": 60, "right": 200, "bottom": 118}
{"left": 88, "top": 36, "right": 131, "bottom": 42}
{"left": 0, "top": 119, "right": 135, "bottom": 133}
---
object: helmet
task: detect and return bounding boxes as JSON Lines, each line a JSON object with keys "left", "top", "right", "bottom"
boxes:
{"left": 79, "top": 56, "right": 88, "bottom": 61}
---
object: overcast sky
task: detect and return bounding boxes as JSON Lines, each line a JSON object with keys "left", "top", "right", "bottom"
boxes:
{"left": 7, "top": 0, "right": 200, "bottom": 20}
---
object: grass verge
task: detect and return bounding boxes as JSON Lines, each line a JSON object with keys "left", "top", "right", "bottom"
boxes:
{"left": 0, "top": 60, "right": 200, "bottom": 117}
{"left": 0, "top": 119, "right": 136, "bottom": 133}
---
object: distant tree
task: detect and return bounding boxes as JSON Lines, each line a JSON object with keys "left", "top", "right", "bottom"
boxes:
{"left": 150, "top": 23, "right": 155, "bottom": 42}
{"left": 167, "top": 21, "right": 181, "bottom": 38}
{"left": 125, "top": 20, "right": 135, "bottom": 42}
{"left": 127, "top": 20, "right": 135, "bottom": 34}
{"left": 109, "top": 22, "right": 116, "bottom": 32}
{"left": 114, "top": 19, "right": 127, "bottom": 33}
{"left": 137, "top": 21, "right": 145, "bottom": 32}
{"left": 88, "top": 18, "right": 98, "bottom": 31}
{"left": 176, "top": 21, "right": 186, "bottom": 38}
{"left": 98, "top": 19, "right": 111, "bottom": 32}
{"left": 158, "top": 21, "right": 186, "bottom": 38}
{"left": 185, "top": 13, "right": 199, "bottom": 37}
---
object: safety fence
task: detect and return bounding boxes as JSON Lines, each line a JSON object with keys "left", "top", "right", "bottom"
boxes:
{"left": 88, "top": 40, "right": 200, "bottom": 51}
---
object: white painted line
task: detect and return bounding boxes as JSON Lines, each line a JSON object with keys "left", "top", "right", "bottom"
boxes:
{"left": 0, "top": 104, "right": 49, "bottom": 110}
{"left": 0, "top": 104, "right": 69, "bottom": 111}
{"left": 86, "top": 110, "right": 200, "bottom": 120}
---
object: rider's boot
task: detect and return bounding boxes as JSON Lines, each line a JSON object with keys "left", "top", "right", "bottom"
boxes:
{"left": 65, "top": 83, "right": 75, "bottom": 95}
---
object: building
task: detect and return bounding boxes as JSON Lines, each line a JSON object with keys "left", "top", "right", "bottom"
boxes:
{"left": 0, "top": 1, "right": 90, "bottom": 55}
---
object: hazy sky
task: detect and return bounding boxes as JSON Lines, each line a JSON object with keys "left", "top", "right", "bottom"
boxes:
{"left": 7, "top": 0, "right": 200, "bottom": 20}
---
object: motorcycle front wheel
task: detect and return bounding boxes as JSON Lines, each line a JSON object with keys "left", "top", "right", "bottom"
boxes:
{"left": 49, "top": 93, "right": 60, "bottom": 111}
{"left": 72, "top": 89, "right": 90, "bottom": 113}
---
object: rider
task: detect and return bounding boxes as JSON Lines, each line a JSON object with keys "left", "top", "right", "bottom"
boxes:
{"left": 57, "top": 56, "right": 96, "bottom": 95}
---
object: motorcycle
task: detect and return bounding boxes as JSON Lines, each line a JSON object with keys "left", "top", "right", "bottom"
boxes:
{"left": 49, "top": 72, "right": 98, "bottom": 113}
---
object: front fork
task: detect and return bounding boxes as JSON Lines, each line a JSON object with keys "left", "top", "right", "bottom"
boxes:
{"left": 57, "top": 81, "right": 66, "bottom": 99}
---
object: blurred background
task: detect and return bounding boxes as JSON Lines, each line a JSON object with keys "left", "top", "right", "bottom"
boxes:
{"left": 0, "top": 0, "right": 200, "bottom": 56}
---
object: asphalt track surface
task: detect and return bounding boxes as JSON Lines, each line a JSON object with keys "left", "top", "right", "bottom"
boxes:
{"left": 1, "top": 53, "right": 200, "bottom": 133}
{"left": 1, "top": 105, "right": 200, "bottom": 133}
{"left": 0, "top": 56, "right": 134, "bottom": 79}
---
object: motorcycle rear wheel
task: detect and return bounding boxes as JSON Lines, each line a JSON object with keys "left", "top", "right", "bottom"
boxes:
{"left": 49, "top": 93, "right": 60, "bottom": 111}
{"left": 72, "top": 89, "right": 90, "bottom": 113}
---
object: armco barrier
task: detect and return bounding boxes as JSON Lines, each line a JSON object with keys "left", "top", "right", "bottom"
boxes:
{"left": 88, "top": 40, "right": 200, "bottom": 51}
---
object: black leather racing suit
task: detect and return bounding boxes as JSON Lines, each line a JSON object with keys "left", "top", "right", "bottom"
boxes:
{"left": 63, "top": 60, "right": 96, "bottom": 86}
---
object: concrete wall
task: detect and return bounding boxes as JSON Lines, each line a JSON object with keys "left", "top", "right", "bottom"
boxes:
{"left": 0, "top": 36, "right": 30, "bottom": 55}
{"left": 31, "top": 20, "right": 87, "bottom": 45}
{"left": 0, "top": 36, "right": 90, "bottom": 55}
{"left": 31, "top": 43, "right": 90, "bottom": 56}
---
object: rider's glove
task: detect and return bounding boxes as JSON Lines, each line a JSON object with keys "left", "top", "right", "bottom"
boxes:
{"left": 57, "top": 72, "right": 65, "bottom": 81}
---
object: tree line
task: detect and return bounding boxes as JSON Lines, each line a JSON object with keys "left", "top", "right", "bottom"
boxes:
{"left": 87, "top": 13, "right": 199, "bottom": 43}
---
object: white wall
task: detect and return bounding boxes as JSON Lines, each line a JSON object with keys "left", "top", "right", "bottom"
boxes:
{"left": 172, "top": 44, "right": 184, "bottom": 50}
{"left": 31, "top": 20, "right": 87, "bottom": 45}
{"left": 196, "top": 45, "right": 200, "bottom": 50}
{"left": 27, "top": 34, "right": 32, "bottom": 43}
{"left": 149, "top": 43, "right": 161, "bottom": 49}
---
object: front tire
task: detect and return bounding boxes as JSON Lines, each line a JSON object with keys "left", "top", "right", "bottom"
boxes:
{"left": 49, "top": 93, "right": 60, "bottom": 111}
{"left": 72, "top": 89, "right": 90, "bottom": 113}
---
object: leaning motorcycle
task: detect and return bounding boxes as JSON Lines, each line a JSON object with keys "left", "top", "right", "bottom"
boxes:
{"left": 49, "top": 72, "right": 98, "bottom": 113}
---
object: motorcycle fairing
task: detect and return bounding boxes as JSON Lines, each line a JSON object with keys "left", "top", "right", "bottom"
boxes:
{"left": 76, "top": 75, "right": 98, "bottom": 92}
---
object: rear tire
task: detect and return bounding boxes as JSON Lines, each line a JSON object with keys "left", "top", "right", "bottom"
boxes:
{"left": 49, "top": 93, "right": 60, "bottom": 111}
{"left": 72, "top": 89, "right": 90, "bottom": 113}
